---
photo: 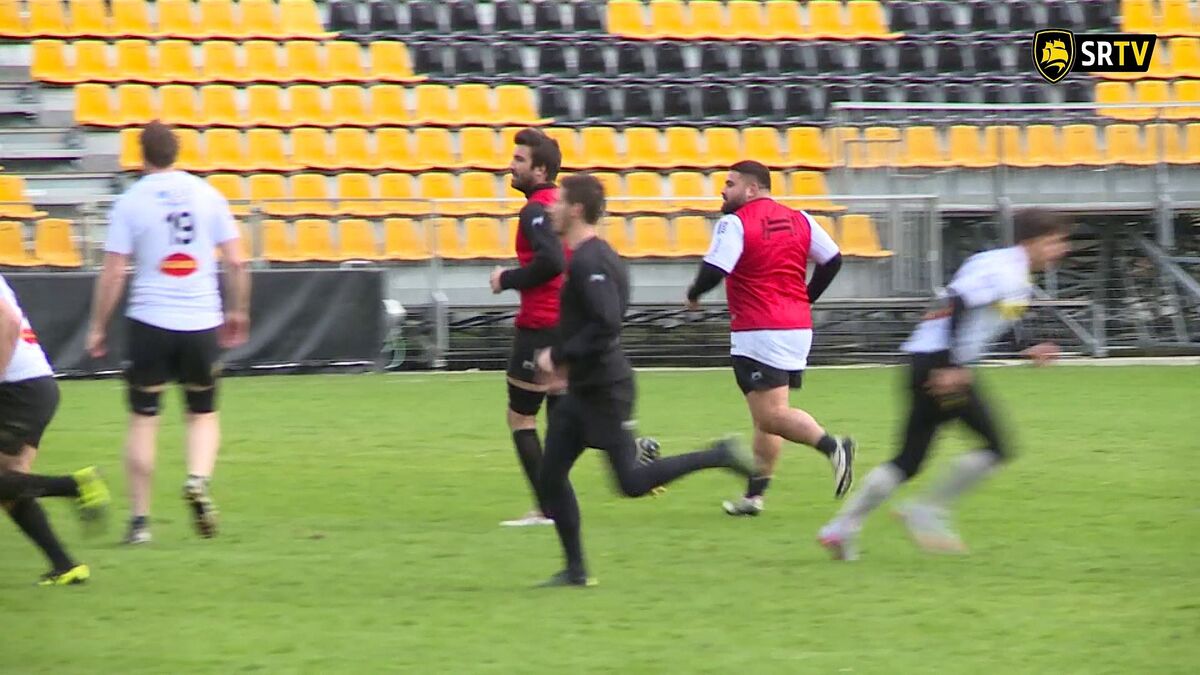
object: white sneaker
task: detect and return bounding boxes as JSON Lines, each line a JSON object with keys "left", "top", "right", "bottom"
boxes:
{"left": 722, "top": 495, "right": 764, "bottom": 516}
{"left": 831, "top": 437, "right": 856, "bottom": 498}
{"left": 893, "top": 502, "right": 968, "bottom": 555}
{"left": 500, "top": 510, "right": 554, "bottom": 527}
{"left": 817, "top": 520, "right": 859, "bottom": 561}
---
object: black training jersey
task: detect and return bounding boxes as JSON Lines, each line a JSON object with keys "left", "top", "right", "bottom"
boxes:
{"left": 549, "top": 236, "right": 633, "bottom": 391}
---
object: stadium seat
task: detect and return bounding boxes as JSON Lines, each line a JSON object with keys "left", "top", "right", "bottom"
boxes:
{"left": 1122, "top": 0, "right": 1154, "bottom": 33}
{"left": 198, "top": 0, "right": 240, "bottom": 39}
{"left": 898, "top": 126, "right": 950, "bottom": 168}
{"left": 1170, "top": 38, "right": 1200, "bottom": 77}
{"left": 673, "top": 215, "right": 711, "bottom": 255}
{"left": 455, "top": 127, "right": 501, "bottom": 171}
{"left": 784, "top": 127, "right": 834, "bottom": 169}
{"left": 0, "top": 176, "right": 47, "bottom": 219}
{"left": 608, "top": 0, "right": 654, "bottom": 39}
{"left": 590, "top": 172, "right": 624, "bottom": 210}
{"left": 743, "top": 127, "right": 785, "bottom": 168}
{"left": 1135, "top": 80, "right": 1171, "bottom": 120}
{"left": 412, "top": 84, "right": 455, "bottom": 125}
{"left": 367, "top": 85, "right": 411, "bottom": 126}
{"left": 243, "top": 85, "right": 283, "bottom": 127}
{"left": 847, "top": 0, "right": 900, "bottom": 39}
{"left": 704, "top": 127, "right": 742, "bottom": 167}
{"left": 240, "top": 0, "right": 284, "bottom": 39}
{"left": 431, "top": 218, "right": 467, "bottom": 259}
{"left": 368, "top": 41, "right": 422, "bottom": 82}
{"left": 810, "top": 214, "right": 837, "bottom": 246}
{"left": 379, "top": 172, "right": 429, "bottom": 215}
{"left": 668, "top": 171, "right": 711, "bottom": 211}
{"left": 246, "top": 128, "right": 295, "bottom": 171}
{"left": 159, "top": 84, "right": 201, "bottom": 126}
{"left": 261, "top": 219, "right": 298, "bottom": 262}
{"left": 29, "top": 0, "right": 68, "bottom": 37}
{"left": 290, "top": 174, "right": 338, "bottom": 216}
{"left": 328, "top": 41, "right": 368, "bottom": 82}
{"left": 30, "top": 40, "right": 73, "bottom": 83}
{"left": 649, "top": 0, "right": 693, "bottom": 39}
{"left": 118, "top": 127, "right": 142, "bottom": 170}
{"left": 281, "top": 0, "right": 337, "bottom": 39}
{"left": 410, "top": 127, "right": 458, "bottom": 172}
{"left": 159, "top": 40, "right": 201, "bottom": 83}
{"left": 206, "top": 174, "right": 250, "bottom": 215}
{"left": 201, "top": 40, "right": 242, "bottom": 83}
{"left": 417, "top": 173, "right": 458, "bottom": 214}
{"left": 690, "top": 0, "right": 727, "bottom": 39}
{"left": 1166, "top": 122, "right": 1199, "bottom": 164}
{"left": 111, "top": 0, "right": 152, "bottom": 37}
{"left": 762, "top": 0, "right": 807, "bottom": 39}
{"left": 1160, "top": 0, "right": 1198, "bottom": 37}
{"left": 858, "top": 127, "right": 902, "bottom": 169}
{"left": 993, "top": 125, "right": 1023, "bottom": 166}
{"left": 726, "top": 0, "right": 767, "bottom": 39}
{"left": 292, "top": 219, "right": 337, "bottom": 261}
{"left": 786, "top": 171, "right": 843, "bottom": 212}
{"left": 1012, "top": 125, "right": 1059, "bottom": 168}
{"left": 332, "top": 174, "right": 378, "bottom": 217}
{"left": 1057, "top": 124, "right": 1105, "bottom": 167}
{"left": 662, "top": 127, "right": 705, "bottom": 169}
{"left": 195, "top": 128, "right": 240, "bottom": 171}
{"left": 34, "top": 218, "right": 81, "bottom": 267}
{"left": 807, "top": 0, "right": 846, "bottom": 39}
{"left": 327, "top": 85, "right": 371, "bottom": 127}
{"left": 839, "top": 214, "right": 891, "bottom": 257}
{"left": 335, "top": 219, "right": 379, "bottom": 260}
{"left": 113, "top": 83, "right": 155, "bottom": 126}
{"left": 284, "top": 40, "right": 325, "bottom": 82}
{"left": 374, "top": 128, "right": 416, "bottom": 171}
{"left": 622, "top": 127, "right": 666, "bottom": 169}
{"left": 947, "top": 125, "right": 998, "bottom": 168}
{"left": 1171, "top": 79, "right": 1200, "bottom": 118}
{"left": 157, "top": 0, "right": 203, "bottom": 39}
{"left": 579, "top": 127, "right": 624, "bottom": 169}
{"left": 623, "top": 172, "right": 666, "bottom": 214}
{"left": 249, "top": 173, "right": 289, "bottom": 216}
{"left": 198, "top": 88, "right": 240, "bottom": 129}
{"left": 460, "top": 217, "right": 508, "bottom": 258}
{"left": 383, "top": 218, "right": 430, "bottom": 260}
{"left": 326, "top": 128, "right": 377, "bottom": 171}
{"left": 286, "top": 85, "right": 331, "bottom": 127}
{"left": 243, "top": 40, "right": 285, "bottom": 83}
{"left": 0, "top": 222, "right": 36, "bottom": 267}
{"left": 72, "top": 40, "right": 112, "bottom": 82}
{"left": 628, "top": 216, "right": 674, "bottom": 257}
{"left": 598, "top": 216, "right": 630, "bottom": 255}
{"left": 0, "top": 0, "right": 31, "bottom": 39}
{"left": 464, "top": 171, "right": 511, "bottom": 215}
{"left": 496, "top": 85, "right": 552, "bottom": 125}
{"left": 292, "top": 127, "right": 336, "bottom": 170}
{"left": 171, "top": 127, "right": 203, "bottom": 170}
{"left": 1104, "top": 124, "right": 1157, "bottom": 166}
{"left": 544, "top": 127, "right": 582, "bottom": 170}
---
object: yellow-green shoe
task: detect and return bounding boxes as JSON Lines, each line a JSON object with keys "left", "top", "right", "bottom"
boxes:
{"left": 37, "top": 564, "right": 90, "bottom": 586}
{"left": 72, "top": 467, "right": 110, "bottom": 536}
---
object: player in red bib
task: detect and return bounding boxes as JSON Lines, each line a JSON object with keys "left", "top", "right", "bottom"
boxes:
{"left": 686, "top": 161, "right": 857, "bottom": 516}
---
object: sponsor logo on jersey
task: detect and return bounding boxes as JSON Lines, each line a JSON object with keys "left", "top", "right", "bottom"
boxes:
{"left": 160, "top": 252, "right": 198, "bottom": 277}
{"left": 19, "top": 326, "right": 37, "bottom": 344}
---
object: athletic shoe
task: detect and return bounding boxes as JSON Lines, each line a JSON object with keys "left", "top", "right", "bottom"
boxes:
{"left": 500, "top": 510, "right": 554, "bottom": 527}
{"left": 535, "top": 569, "right": 597, "bottom": 588}
{"left": 635, "top": 437, "right": 661, "bottom": 465}
{"left": 894, "top": 502, "right": 968, "bottom": 555}
{"left": 38, "top": 564, "right": 90, "bottom": 586}
{"left": 817, "top": 521, "right": 860, "bottom": 561}
{"left": 72, "top": 466, "right": 110, "bottom": 535}
{"left": 183, "top": 478, "right": 219, "bottom": 539}
{"left": 722, "top": 495, "right": 764, "bottom": 517}
{"left": 123, "top": 524, "right": 152, "bottom": 545}
{"left": 831, "top": 437, "right": 856, "bottom": 499}
{"left": 716, "top": 437, "right": 756, "bottom": 477}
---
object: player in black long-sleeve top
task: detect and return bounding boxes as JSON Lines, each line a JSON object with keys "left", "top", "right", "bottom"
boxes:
{"left": 531, "top": 174, "right": 756, "bottom": 587}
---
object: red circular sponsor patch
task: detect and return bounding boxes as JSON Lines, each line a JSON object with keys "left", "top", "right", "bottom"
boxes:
{"left": 160, "top": 252, "right": 198, "bottom": 277}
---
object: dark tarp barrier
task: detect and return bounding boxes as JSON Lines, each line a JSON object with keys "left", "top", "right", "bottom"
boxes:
{"left": 9, "top": 269, "right": 386, "bottom": 376}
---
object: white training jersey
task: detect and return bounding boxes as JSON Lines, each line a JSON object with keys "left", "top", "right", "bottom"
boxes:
{"left": 902, "top": 245, "right": 1033, "bottom": 364}
{"left": 0, "top": 274, "right": 54, "bottom": 383}
{"left": 105, "top": 171, "right": 240, "bottom": 332}
{"left": 703, "top": 210, "right": 840, "bottom": 371}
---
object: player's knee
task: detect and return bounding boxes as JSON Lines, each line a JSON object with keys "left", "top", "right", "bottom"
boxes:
{"left": 184, "top": 385, "right": 216, "bottom": 414}
{"left": 889, "top": 456, "right": 923, "bottom": 481}
{"left": 128, "top": 387, "right": 162, "bottom": 417}
{"left": 754, "top": 406, "right": 789, "bottom": 436}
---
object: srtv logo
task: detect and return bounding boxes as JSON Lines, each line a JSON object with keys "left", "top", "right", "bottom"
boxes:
{"left": 1033, "top": 30, "right": 1157, "bottom": 83}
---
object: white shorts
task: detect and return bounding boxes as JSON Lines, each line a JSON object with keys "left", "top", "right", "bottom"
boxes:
{"left": 729, "top": 329, "right": 813, "bottom": 371}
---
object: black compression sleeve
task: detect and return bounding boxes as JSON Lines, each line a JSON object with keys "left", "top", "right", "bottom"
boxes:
{"left": 807, "top": 253, "right": 842, "bottom": 303}
{"left": 686, "top": 262, "right": 727, "bottom": 302}
{"left": 499, "top": 205, "right": 564, "bottom": 290}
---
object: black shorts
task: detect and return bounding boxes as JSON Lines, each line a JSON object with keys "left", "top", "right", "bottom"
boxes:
{"left": 506, "top": 327, "right": 560, "bottom": 385}
{"left": 553, "top": 378, "right": 636, "bottom": 452}
{"left": 731, "top": 355, "right": 804, "bottom": 395}
{"left": 125, "top": 319, "right": 221, "bottom": 389}
{"left": 0, "top": 376, "right": 60, "bottom": 456}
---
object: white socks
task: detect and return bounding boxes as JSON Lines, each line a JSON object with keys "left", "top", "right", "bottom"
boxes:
{"left": 921, "top": 450, "right": 1000, "bottom": 510}
{"left": 835, "top": 463, "right": 904, "bottom": 529}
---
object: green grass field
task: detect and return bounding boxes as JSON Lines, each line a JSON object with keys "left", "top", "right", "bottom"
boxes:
{"left": 2, "top": 365, "right": 1198, "bottom": 674}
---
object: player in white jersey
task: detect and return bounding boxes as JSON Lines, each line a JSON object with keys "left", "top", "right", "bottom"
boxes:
{"left": 0, "top": 274, "right": 110, "bottom": 585}
{"left": 86, "top": 121, "right": 250, "bottom": 544}
{"left": 818, "top": 208, "right": 1071, "bottom": 560}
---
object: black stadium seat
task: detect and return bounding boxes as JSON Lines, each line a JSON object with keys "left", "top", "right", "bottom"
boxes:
{"left": 328, "top": 0, "right": 362, "bottom": 35}
{"left": 493, "top": 0, "right": 527, "bottom": 32}
{"left": 739, "top": 43, "right": 771, "bottom": 75}
{"left": 926, "top": 1, "right": 958, "bottom": 33}
{"left": 784, "top": 85, "right": 818, "bottom": 121}
{"left": 1082, "top": 0, "right": 1117, "bottom": 31}
{"left": 618, "top": 42, "right": 652, "bottom": 76}
{"left": 698, "top": 84, "right": 731, "bottom": 121}
{"left": 941, "top": 82, "right": 972, "bottom": 104}
{"left": 577, "top": 43, "right": 607, "bottom": 77}
{"left": 973, "top": 41, "right": 1007, "bottom": 74}
{"left": 573, "top": 2, "right": 604, "bottom": 32}
{"left": 493, "top": 43, "right": 526, "bottom": 76}
{"left": 1045, "top": 0, "right": 1080, "bottom": 32}
{"left": 1061, "top": 78, "right": 1093, "bottom": 103}
{"left": 1008, "top": 0, "right": 1038, "bottom": 32}
{"left": 448, "top": 0, "right": 480, "bottom": 34}
{"left": 406, "top": 0, "right": 441, "bottom": 34}
{"left": 534, "top": 1, "right": 566, "bottom": 33}
{"left": 743, "top": 84, "right": 778, "bottom": 122}
{"left": 861, "top": 83, "right": 890, "bottom": 105}
{"left": 368, "top": 1, "right": 401, "bottom": 35}
{"left": 654, "top": 42, "right": 686, "bottom": 75}
{"left": 583, "top": 85, "right": 615, "bottom": 121}
{"left": 539, "top": 85, "right": 573, "bottom": 120}
{"left": 901, "top": 82, "right": 936, "bottom": 103}
{"left": 897, "top": 41, "right": 929, "bottom": 75}
{"left": 858, "top": 42, "right": 892, "bottom": 73}
{"left": 411, "top": 42, "right": 445, "bottom": 76}
{"left": 699, "top": 43, "right": 735, "bottom": 76}
{"left": 935, "top": 41, "right": 967, "bottom": 74}
{"left": 979, "top": 81, "right": 1012, "bottom": 105}
{"left": 812, "top": 42, "right": 850, "bottom": 74}
{"left": 889, "top": 1, "right": 924, "bottom": 33}
{"left": 968, "top": 0, "right": 1004, "bottom": 33}
{"left": 778, "top": 42, "right": 815, "bottom": 76}
{"left": 537, "top": 43, "right": 569, "bottom": 75}
{"left": 623, "top": 85, "right": 656, "bottom": 122}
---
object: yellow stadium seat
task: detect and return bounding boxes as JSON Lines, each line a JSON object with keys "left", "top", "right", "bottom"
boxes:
{"left": 686, "top": 0, "right": 725, "bottom": 39}
{"left": 623, "top": 172, "right": 666, "bottom": 214}
{"left": 829, "top": 126, "right": 860, "bottom": 167}
{"left": 898, "top": 126, "right": 950, "bottom": 168}
{"left": 673, "top": 216, "right": 711, "bottom": 256}
{"left": 579, "top": 127, "right": 624, "bottom": 169}
{"left": 1135, "top": 80, "right": 1171, "bottom": 120}
{"left": 453, "top": 84, "right": 495, "bottom": 126}
{"left": 0, "top": 221, "right": 36, "bottom": 267}
{"left": 112, "top": 83, "right": 154, "bottom": 126}
{"left": 239, "top": 0, "right": 281, "bottom": 39}
{"left": 158, "top": 39, "right": 201, "bottom": 83}
{"left": 1104, "top": 124, "right": 1156, "bottom": 165}
{"left": 29, "top": 0, "right": 68, "bottom": 37}
{"left": 704, "top": 127, "right": 742, "bottom": 167}
{"left": 159, "top": 84, "right": 201, "bottom": 126}
{"left": 368, "top": 41, "right": 422, "bottom": 82}
{"left": 367, "top": 84, "right": 411, "bottom": 126}
{"left": 663, "top": 127, "right": 705, "bottom": 168}
{"left": 172, "top": 127, "right": 201, "bottom": 171}
{"left": 249, "top": 173, "right": 288, "bottom": 215}
{"left": 1164, "top": 122, "right": 1197, "bottom": 163}
{"left": 707, "top": 170, "right": 728, "bottom": 201}
{"left": 375, "top": 128, "right": 416, "bottom": 171}
{"left": 261, "top": 219, "right": 298, "bottom": 262}
{"left": 457, "top": 127, "right": 500, "bottom": 170}
{"left": 118, "top": 127, "right": 142, "bottom": 170}
{"left": 196, "top": 128, "right": 244, "bottom": 171}
{"left": 328, "top": 41, "right": 368, "bottom": 82}
{"left": 839, "top": 214, "right": 891, "bottom": 257}
{"left": 600, "top": 216, "right": 631, "bottom": 255}
{"left": 622, "top": 127, "right": 666, "bottom": 169}
{"left": 327, "top": 128, "right": 378, "bottom": 171}
{"left": 461, "top": 217, "right": 508, "bottom": 258}
{"left": 496, "top": 85, "right": 552, "bottom": 125}
{"left": 114, "top": 39, "right": 156, "bottom": 82}
{"left": 0, "top": 176, "right": 47, "bottom": 218}
{"left": 0, "top": 0, "right": 29, "bottom": 39}
{"left": 430, "top": 218, "right": 466, "bottom": 259}
{"left": 1011, "top": 125, "right": 1058, "bottom": 168}
{"left": 34, "top": 218, "right": 81, "bottom": 267}
{"left": 1122, "top": 0, "right": 1155, "bottom": 33}
{"left": 607, "top": 0, "right": 654, "bottom": 39}
{"left": 806, "top": 0, "right": 847, "bottom": 39}
{"left": 1140, "top": 124, "right": 1178, "bottom": 164}
{"left": 417, "top": 172, "right": 458, "bottom": 211}
{"left": 198, "top": 0, "right": 240, "bottom": 39}
{"left": 412, "top": 84, "right": 455, "bottom": 125}
{"left": 289, "top": 174, "right": 337, "bottom": 216}
{"left": 1096, "top": 81, "right": 1143, "bottom": 121}
{"left": 157, "top": 0, "right": 203, "bottom": 39}
{"left": 246, "top": 128, "right": 295, "bottom": 171}
{"left": 784, "top": 127, "right": 833, "bottom": 169}
{"left": 201, "top": 40, "right": 241, "bottom": 82}
{"left": 284, "top": 40, "right": 324, "bottom": 83}
{"left": 291, "top": 127, "right": 335, "bottom": 170}
{"left": 336, "top": 219, "right": 380, "bottom": 260}
{"left": 648, "top": 0, "right": 688, "bottom": 38}
{"left": 1056, "top": 124, "right": 1105, "bottom": 167}
{"left": 743, "top": 127, "right": 785, "bottom": 167}
{"left": 30, "top": 40, "right": 73, "bottom": 83}
{"left": 727, "top": 0, "right": 767, "bottom": 39}
{"left": 379, "top": 173, "right": 428, "bottom": 216}
{"left": 1171, "top": 79, "right": 1200, "bottom": 118}
{"left": 325, "top": 84, "right": 370, "bottom": 127}
{"left": 198, "top": 84, "right": 240, "bottom": 126}
{"left": 206, "top": 174, "right": 250, "bottom": 215}
{"left": 111, "top": 0, "right": 151, "bottom": 37}
{"left": 591, "top": 171, "right": 624, "bottom": 208}
{"left": 410, "top": 127, "right": 459, "bottom": 172}
{"left": 990, "top": 125, "right": 1020, "bottom": 166}
{"left": 72, "top": 40, "right": 112, "bottom": 82}
{"left": 847, "top": 0, "right": 900, "bottom": 39}
{"left": 948, "top": 125, "right": 998, "bottom": 168}
{"left": 1160, "top": 0, "right": 1198, "bottom": 37}
{"left": 382, "top": 218, "right": 430, "bottom": 260}
{"left": 1170, "top": 38, "right": 1200, "bottom": 77}
{"left": 496, "top": 127, "right": 522, "bottom": 159}
{"left": 786, "top": 171, "right": 844, "bottom": 212}
{"left": 69, "top": 0, "right": 110, "bottom": 37}
{"left": 628, "top": 216, "right": 673, "bottom": 257}
{"left": 335, "top": 174, "right": 381, "bottom": 217}
{"left": 810, "top": 214, "right": 837, "bottom": 246}
{"left": 280, "top": 0, "right": 336, "bottom": 39}
{"left": 243, "top": 84, "right": 284, "bottom": 127}
{"left": 851, "top": 126, "right": 899, "bottom": 169}
{"left": 242, "top": 40, "right": 285, "bottom": 83}
{"left": 461, "top": 172, "right": 508, "bottom": 215}
{"left": 286, "top": 84, "right": 330, "bottom": 127}
{"left": 668, "top": 171, "right": 712, "bottom": 211}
